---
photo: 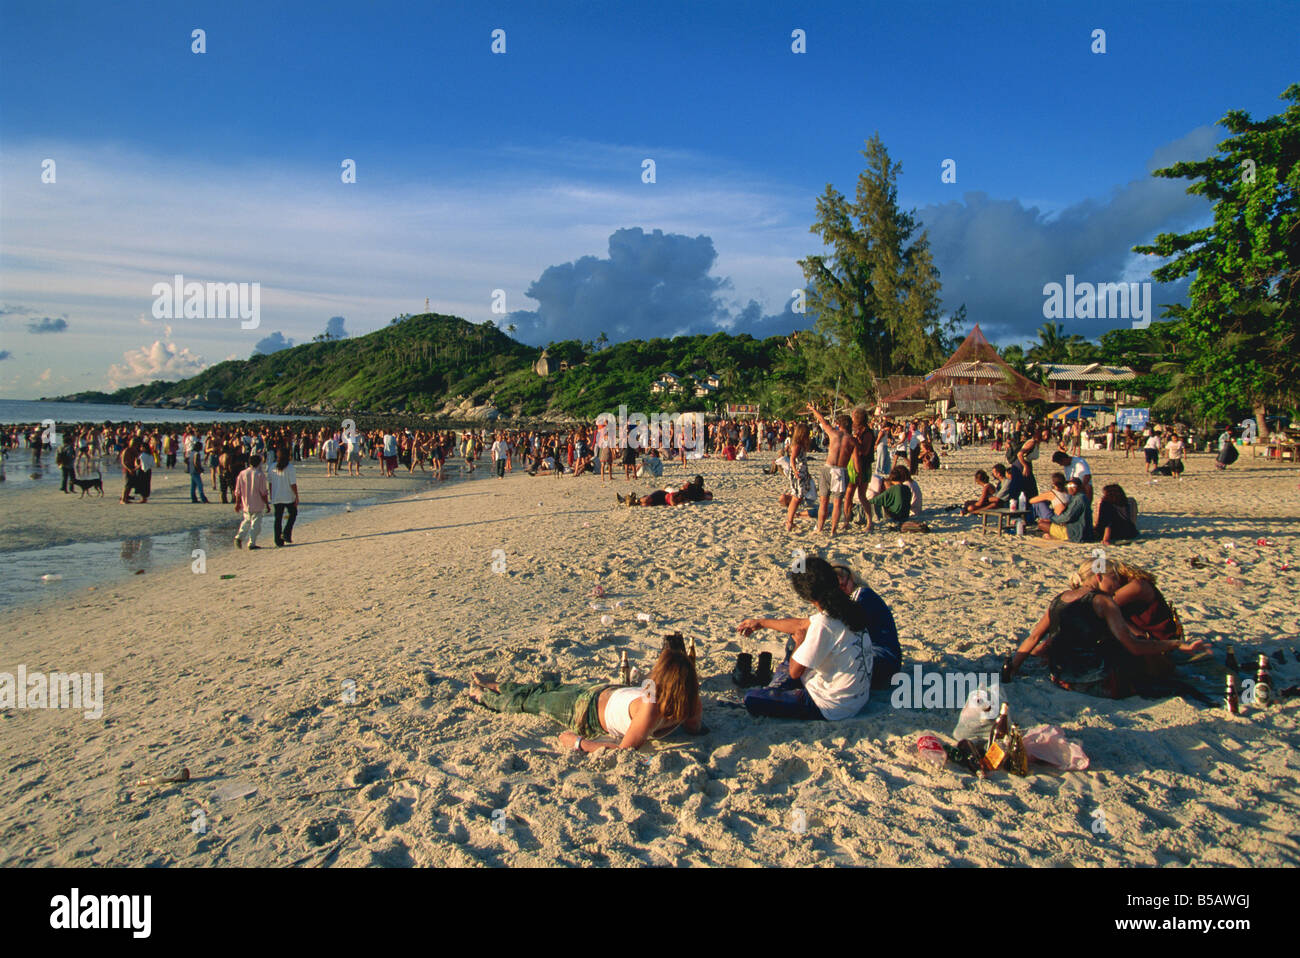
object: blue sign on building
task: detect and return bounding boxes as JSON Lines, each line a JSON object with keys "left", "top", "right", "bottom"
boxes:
{"left": 1116, "top": 407, "right": 1150, "bottom": 428}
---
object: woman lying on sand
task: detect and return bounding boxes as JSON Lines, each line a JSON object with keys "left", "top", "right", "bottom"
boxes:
{"left": 617, "top": 474, "right": 713, "bottom": 507}
{"left": 468, "top": 644, "right": 704, "bottom": 753}
{"left": 1003, "top": 559, "right": 1207, "bottom": 697}
{"left": 735, "top": 556, "right": 874, "bottom": 720}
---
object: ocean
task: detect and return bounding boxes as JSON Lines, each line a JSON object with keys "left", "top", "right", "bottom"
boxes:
{"left": 0, "top": 399, "right": 317, "bottom": 426}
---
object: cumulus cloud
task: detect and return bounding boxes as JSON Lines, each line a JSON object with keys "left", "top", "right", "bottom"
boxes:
{"left": 507, "top": 227, "right": 811, "bottom": 346}
{"left": 253, "top": 331, "right": 295, "bottom": 354}
{"left": 107, "top": 340, "right": 207, "bottom": 389}
{"left": 28, "top": 316, "right": 69, "bottom": 334}
{"left": 323, "top": 316, "right": 348, "bottom": 339}
{"left": 920, "top": 126, "right": 1218, "bottom": 345}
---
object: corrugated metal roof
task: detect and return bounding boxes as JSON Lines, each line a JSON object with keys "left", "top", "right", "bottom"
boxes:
{"left": 1038, "top": 363, "right": 1136, "bottom": 382}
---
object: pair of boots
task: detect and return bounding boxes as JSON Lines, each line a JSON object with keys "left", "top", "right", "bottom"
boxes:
{"left": 732, "top": 651, "right": 773, "bottom": 688}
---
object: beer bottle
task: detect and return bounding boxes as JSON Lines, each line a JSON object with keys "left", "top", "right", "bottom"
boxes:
{"left": 1255, "top": 653, "right": 1271, "bottom": 708}
{"left": 1224, "top": 645, "right": 1239, "bottom": 672}
{"left": 985, "top": 703, "right": 1011, "bottom": 770}
{"left": 1005, "top": 725, "right": 1029, "bottom": 776}
{"left": 619, "top": 651, "right": 630, "bottom": 686}
{"left": 1225, "top": 673, "right": 1239, "bottom": 715}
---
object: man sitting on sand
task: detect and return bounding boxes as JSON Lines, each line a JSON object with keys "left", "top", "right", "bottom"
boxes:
{"left": 1037, "top": 477, "right": 1090, "bottom": 541}
{"left": 831, "top": 563, "right": 903, "bottom": 689}
{"left": 865, "top": 465, "right": 912, "bottom": 531}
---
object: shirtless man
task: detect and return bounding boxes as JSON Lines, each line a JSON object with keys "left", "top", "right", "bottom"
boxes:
{"left": 807, "top": 403, "right": 858, "bottom": 536}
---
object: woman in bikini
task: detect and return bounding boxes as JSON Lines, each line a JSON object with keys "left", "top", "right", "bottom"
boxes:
{"left": 468, "top": 642, "right": 704, "bottom": 752}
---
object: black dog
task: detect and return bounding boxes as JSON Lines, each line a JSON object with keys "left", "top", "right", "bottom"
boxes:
{"left": 72, "top": 472, "right": 104, "bottom": 497}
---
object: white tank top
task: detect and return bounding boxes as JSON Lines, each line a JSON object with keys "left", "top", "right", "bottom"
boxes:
{"left": 604, "top": 686, "right": 644, "bottom": 737}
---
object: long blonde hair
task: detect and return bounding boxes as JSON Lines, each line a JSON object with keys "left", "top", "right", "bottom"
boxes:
{"left": 1069, "top": 558, "right": 1156, "bottom": 589}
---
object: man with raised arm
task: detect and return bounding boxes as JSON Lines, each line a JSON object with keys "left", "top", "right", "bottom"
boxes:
{"left": 807, "top": 402, "right": 858, "bottom": 537}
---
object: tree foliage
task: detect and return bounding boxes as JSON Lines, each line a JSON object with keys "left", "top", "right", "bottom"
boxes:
{"left": 1133, "top": 83, "right": 1300, "bottom": 431}
{"left": 799, "top": 134, "right": 956, "bottom": 401}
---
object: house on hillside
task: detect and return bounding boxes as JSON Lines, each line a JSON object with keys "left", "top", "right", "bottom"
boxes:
{"left": 651, "top": 372, "right": 684, "bottom": 394}
{"left": 693, "top": 377, "right": 719, "bottom": 398}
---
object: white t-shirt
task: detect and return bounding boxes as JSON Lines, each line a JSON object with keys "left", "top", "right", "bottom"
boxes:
{"left": 791, "top": 612, "right": 873, "bottom": 721}
{"left": 140, "top": 451, "right": 155, "bottom": 471}
{"left": 269, "top": 465, "right": 298, "bottom": 504}
{"left": 324, "top": 438, "right": 338, "bottom": 458}
{"left": 1068, "top": 456, "right": 1091, "bottom": 480}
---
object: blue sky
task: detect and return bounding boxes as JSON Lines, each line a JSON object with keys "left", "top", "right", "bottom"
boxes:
{"left": 1, "top": 0, "right": 1297, "bottom": 397}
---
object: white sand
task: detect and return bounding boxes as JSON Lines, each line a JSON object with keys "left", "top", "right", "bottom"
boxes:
{"left": 2, "top": 447, "right": 1299, "bottom": 867}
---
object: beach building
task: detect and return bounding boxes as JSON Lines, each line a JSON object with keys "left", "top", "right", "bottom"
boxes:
{"left": 879, "top": 325, "right": 1059, "bottom": 416}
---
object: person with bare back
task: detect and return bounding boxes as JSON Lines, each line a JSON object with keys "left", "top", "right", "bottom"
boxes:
{"left": 848, "top": 406, "right": 876, "bottom": 528}
{"left": 807, "top": 403, "right": 858, "bottom": 537}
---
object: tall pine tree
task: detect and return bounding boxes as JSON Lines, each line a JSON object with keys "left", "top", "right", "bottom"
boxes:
{"left": 1133, "top": 84, "right": 1300, "bottom": 435}
{"left": 799, "top": 134, "right": 953, "bottom": 402}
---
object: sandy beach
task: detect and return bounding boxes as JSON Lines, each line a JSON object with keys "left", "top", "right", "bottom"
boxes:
{"left": 2, "top": 446, "right": 1299, "bottom": 867}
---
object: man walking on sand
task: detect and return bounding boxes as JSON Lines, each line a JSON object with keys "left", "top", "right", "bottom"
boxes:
{"left": 233, "top": 454, "right": 271, "bottom": 550}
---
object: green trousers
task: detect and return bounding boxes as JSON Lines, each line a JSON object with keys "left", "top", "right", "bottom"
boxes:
{"left": 478, "top": 681, "right": 610, "bottom": 737}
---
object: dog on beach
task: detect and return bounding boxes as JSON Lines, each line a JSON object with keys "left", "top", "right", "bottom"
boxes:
{"left": 72, "top": 471, "right": 105, "bottom": 497}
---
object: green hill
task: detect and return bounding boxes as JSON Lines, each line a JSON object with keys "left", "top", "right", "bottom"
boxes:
{"left": 49, "top": 313, "right": 812, "bottom": 419}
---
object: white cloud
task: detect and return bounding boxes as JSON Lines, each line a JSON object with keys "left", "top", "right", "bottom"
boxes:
{"left": 107, "top": 340, "right": 207, "bottom": 390}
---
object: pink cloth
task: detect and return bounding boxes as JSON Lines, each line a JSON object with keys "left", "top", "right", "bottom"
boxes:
{"left": 235, "top": 466, "right": 270, "bottom": 512}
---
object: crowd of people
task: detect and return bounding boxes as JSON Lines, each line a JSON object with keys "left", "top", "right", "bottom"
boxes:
{"left": 5, "top": 402, "right": 1253, "bottom": 738}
